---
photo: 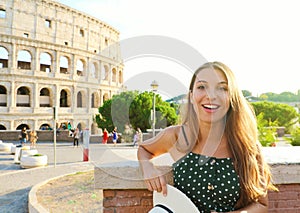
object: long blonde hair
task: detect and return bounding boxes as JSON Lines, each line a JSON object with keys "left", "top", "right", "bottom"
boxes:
{"left": 178, "top": 61, "right": 277, "bottom": 208}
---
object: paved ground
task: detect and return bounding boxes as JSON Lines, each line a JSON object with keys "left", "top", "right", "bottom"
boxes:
{"left": 0, "top": 141, "right": 139, "bottom": 213}
{"left": 0, "top": 140, "right": 300, "bottom": 213}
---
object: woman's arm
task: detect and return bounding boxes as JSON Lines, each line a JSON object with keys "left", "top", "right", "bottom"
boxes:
{"left": 137, "top": 125, "right": 179, "bottom": 196}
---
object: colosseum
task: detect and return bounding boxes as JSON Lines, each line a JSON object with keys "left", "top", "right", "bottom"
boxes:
{"left": 0, "top": 0, "right": 124, "bottom": 134}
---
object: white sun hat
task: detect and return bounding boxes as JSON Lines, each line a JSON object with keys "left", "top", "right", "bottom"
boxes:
{"left": 149, "top": 184, "right": 200, "bottom": 213}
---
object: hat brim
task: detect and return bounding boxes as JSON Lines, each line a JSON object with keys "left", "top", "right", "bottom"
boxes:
{"left": 151, "top": 184, "right": 200, "bottom": 213}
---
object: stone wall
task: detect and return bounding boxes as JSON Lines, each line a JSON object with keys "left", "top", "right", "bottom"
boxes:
{"left": 94, "top": 161, "right": 300, "bottom": 212}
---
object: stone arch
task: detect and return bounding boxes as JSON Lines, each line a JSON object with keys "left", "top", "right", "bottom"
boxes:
{"left": 40, "top": 52, "right": 52, "bottom": 72}
{"left": 112, "top": 68, "right": 117, "bottom": 82}
{"left": 76, "top": 59, "right": 85, "bottom": 76}
{"left": 16, "top": 86, "right": 31, "bottom": 107}
{"left": 0, "top": 46, "right": 8, "bottom": 68}
{"left": 91, "top": 91, "right": 100, "bottom": 108}
{"left": 103, "top": 92, "right": 109, "bottom": 102}
{"left": 17, "top": 49, "right": 32, "bottom": 70}
{"left": 118, "top": 70, "right": 123, "bottom": 83}
{"left": 59, "top": 55, "right": 70, "bottom": 74}
{"left": 76, "top": 122, "right": 86, "bottom": 131}
{"left": 60, "top": 89, "right": 71, "bottom": 107}
{"left": 0, "top": 124, "right": 6, "bottom": 130}
{"left": 39, "top": 87, "right": 52, "bottom": 107}
{"left": 91, "top": 122, "right": 97, "bottom": 134}
{"left": 16, "top": 123, "right": 30, "bottom": 130}
{"left": 39, "top": 123, "right": 52, "bottom": 130}
{"left": 102, "top": 64, "right": 109, "bottom": 80}
{"left": 90, "top": 61, "right": 97, "bottom": 78}
{"left": 77, "top": 90, "right": 87, "bottom": 108}
{"left": 0, "top": 85, "right": 7, "bottom": 106}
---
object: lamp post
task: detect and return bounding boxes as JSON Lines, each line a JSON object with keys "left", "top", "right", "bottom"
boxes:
{"left": 150, "top": 80, "right": 159, "bottom": 137}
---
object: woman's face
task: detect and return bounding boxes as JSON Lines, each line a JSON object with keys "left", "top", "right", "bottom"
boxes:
{"left": 190, "top": 67, "right": 230, "bottom": 124}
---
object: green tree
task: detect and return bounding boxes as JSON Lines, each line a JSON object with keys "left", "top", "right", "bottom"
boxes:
{"left": 242, "top": 90, "right": 252, "bottom": 97}
{"left": 95, "top": 99, "right": 114, "bottom": 131}
{"left": 95, "top": 91, "right": 178, "bottom": 133}
{"left": 256, "top": 112, "right": 278, "bottom": 146}
{"left": 129, "top": 91, "right": 153, "bottom": 132}
{"left": 251, "top": 101, "right": 299, "bottom": 130}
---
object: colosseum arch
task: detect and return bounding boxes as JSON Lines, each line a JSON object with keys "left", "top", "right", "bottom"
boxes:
{"left": 0, "top": 124, "right": 6, "bottom": 130}
{"left": 76, "top": 122, "right": 86, "bottom": 131}
{"left": 90, "top": 61, "right": 97, "bottom": 78}
{"left": 112, "top": 68, "right": 117, "bottom": 82}
{"left": 16, "top": 123, "right": 30, "bottom": 130}
{"left": 17, "top": 49, "right": 32, "bottom": 70}
{"left": 60, "top": 89, "right": 71, "bottom": 107}
{"left": 0, "top": 46, "right": 8, "bottom": 68}
{"left": 39, "top": 123, "right": 52, "bottom": 130}
{"left": 0, "top": 85, "right": 7, "bottom": 106}
{"left": 76, "top": 59, "right": 85, "bottom": 76}
{"left": 40, "top": 87, "right": 52, "bottom": 107}
{"left": 91, "top": 91, "right": 100, "bottom": 108}
{"left": 77, "top": 90, "right": 87, "bottom": 108}
{"left": 103, "top": 93, "right": 109, "bottom": 102}
{"left": 16, "top": 86, "right": 31, "bottom": 107}
{"left": 118, "top": 70, "right": 123, "bottom": 84}
{"left": 59, "top": 55, "right": 70, "bottom": 74}
{"left": 91, "top": 122, "right": 98, "bottom": 134}
{"left": 102, "top": 64, "right": 109, "bottom": 80}
{"left": 40, "top": 52, "right": 52, "bottom": 73}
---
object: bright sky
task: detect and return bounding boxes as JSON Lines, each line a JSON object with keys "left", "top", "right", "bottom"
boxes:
{"left": 57, "top": 0, "right": 300, "bottom": 98}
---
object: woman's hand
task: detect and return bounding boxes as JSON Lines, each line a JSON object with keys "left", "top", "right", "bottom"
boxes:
{"left": 144, "top": 173, "right": 168, "bottom": 196}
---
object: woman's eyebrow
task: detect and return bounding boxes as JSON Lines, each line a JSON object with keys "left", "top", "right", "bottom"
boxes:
{"left": 195, "top": 80, "right": 207, "bottom": 83}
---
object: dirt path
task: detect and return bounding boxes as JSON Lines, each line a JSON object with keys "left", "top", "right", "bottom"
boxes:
{"left": 36, "top": 171, "right": 103, "bottom": 213}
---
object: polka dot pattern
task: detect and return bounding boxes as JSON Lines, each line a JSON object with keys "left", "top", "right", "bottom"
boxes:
{"left": 173, "top": 152, "right": 240, "bottom": 213}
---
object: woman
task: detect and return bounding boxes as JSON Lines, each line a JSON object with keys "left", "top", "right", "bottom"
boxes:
{"left": 102, "top": 128, "right": 109, "bottom": 144}
{"left": 112, "top": 127, "right": 118, "bottom": 146}
{"left": 20, "top": 127, "right": 28, "bottom": 146}
{"left": 138, "top": 62, "right": 277, "bottom": 212}
{"left": 73, "top": 128, "right": 80, "bottom": 147}
{"left": 29, "top": 130, "right": 38, "bottom": 148}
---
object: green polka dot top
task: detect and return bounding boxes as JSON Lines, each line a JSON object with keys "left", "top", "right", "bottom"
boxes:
{"left": 173, "top": 127, "right": 241, "bottom": 213}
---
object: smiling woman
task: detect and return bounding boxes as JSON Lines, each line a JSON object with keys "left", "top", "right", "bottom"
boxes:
{"left": 138, "top": 61, "right": 278, "bottom": 213}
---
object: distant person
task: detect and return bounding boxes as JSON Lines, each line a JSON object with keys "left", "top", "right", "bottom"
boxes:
{"left": 67, "top": 121, "right": 72, "bottom": 136}
{"left": 73, "top": 128, "right": 80, "bottom": 147}
{"left": 137, "top": 127, "right": 143, "bottom": 146}
{"left": 133, "top": 131, "right": 139, "bottom": 147}
{"left": 112, "top": 127, "right": 118, "bottom": 146}
{"left": 29, "top": 130, "right": 38, "bottom": 148}
{"left": 19, "top": 127, "right": 28, "bottom": 146}
{"left": 102, "top": 128, "right": 109, "bottom": 144}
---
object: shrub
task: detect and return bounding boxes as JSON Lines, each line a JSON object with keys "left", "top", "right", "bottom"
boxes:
{"left": 290, "top": 126, "right": 300, "bottom": 146}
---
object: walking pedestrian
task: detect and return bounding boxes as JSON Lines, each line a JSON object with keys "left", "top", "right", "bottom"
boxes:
{"left": 112, "top": 127, "right": 118, "bottom": 146}
{"left": 73, "top": 128, "right": 80, "bottom": 147}
{"left": 29, "top": 130, "right": 38, "bottom": 148}
{"left": 102, "top": 128, "right": 109, "bottom": 144}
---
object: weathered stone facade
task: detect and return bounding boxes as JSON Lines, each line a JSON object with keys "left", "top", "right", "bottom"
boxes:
{"left": 0, "top": 0, "right": 124, "bottom": 133}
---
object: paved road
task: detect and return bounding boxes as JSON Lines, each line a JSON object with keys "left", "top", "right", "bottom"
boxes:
{"left": 0, "top": 142, "right": 138, "bottom": 213}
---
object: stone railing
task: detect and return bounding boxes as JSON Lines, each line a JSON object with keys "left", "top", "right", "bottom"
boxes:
{"left": 95, "top": 147, "right": 300, "bottom": 213}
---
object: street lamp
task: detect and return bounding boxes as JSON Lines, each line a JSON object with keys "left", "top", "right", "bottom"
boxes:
{"left": 150, "top": 80, "right": 159, "bottom": 137}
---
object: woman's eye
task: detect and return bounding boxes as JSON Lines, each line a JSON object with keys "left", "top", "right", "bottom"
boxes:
{"left": 218, "top": 86, "right": 228, "bottom": 91}
{"left": 197, "top": 85, "right": 206, "bottom": 89}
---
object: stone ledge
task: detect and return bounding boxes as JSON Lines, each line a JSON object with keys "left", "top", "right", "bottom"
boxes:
{"left": 94, "top": 162, "right": 300, "bottom": 190}
{"left": 94, "top": 161, "right": 173, "bottom": 189}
